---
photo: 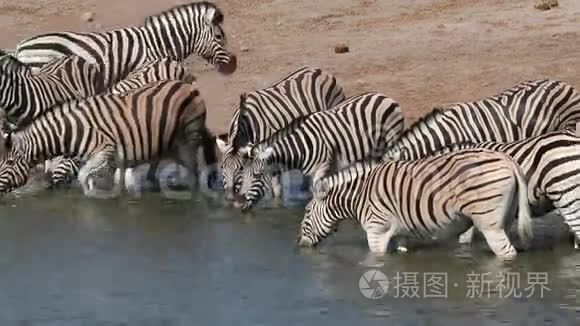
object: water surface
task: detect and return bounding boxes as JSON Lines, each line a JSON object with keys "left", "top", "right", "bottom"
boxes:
{"left": 0, "top": 189, "right": 578, "bottom": 325}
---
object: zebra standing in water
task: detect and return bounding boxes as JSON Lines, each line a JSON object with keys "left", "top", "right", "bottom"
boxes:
{"left": 298, "top": 149, "right": 533, "bottom": 260}
{"left": 239, "top": 92, "right": 404, "bottom": 211}
{"left": 14, "top": 1, "right": 236, "bottom": 87}
{"left": 217, "top": 67, "right": 346, "bottom": 201}
{"left": 0, "top": 80, "right": 212, "bottom": 198}
{"left": 383, "top": 79, "right": 580, "bottom": 161}
{"left": 412, "top": 130, "right": 580, "bottom": 249}
{"left": 42, "top": 57, "right": 195, "bottom": 186}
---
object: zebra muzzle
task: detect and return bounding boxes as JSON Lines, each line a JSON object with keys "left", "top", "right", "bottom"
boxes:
{"left": 217, "top": 54, "right": 237, "bottom": 75}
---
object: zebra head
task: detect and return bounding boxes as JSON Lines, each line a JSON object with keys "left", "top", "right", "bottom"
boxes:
{"left": 239, "top": 146, "right": 276, "bottom": 212}
{"left": 145, "top": 2, "right": 237, "bottom": 75}
{"left": 217, "top": 138, "right": 252, "bottom": 201}
{"left": 297, "top": 179, "right": 337, "bottom": 247}
{"left": 0, "top": 134, "right": 34, "bottom": 193}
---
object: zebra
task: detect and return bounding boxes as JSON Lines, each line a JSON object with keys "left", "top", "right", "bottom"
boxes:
{"left": 14, "top": 1, "right": 236, "bottom": 87}
{"left": 238, "top": 92, "right": 404, "bottom": 211}
{"left": 40, "top": 58, "right": 195, "bottom": 187}
{"left": 0, "top": 79, "right": 211, "bottom": 198}
{"left": 298, "top": 148, "right": 533, "bottom": 260}
{"left": 217, "top": 66, "right": 346, "bottom": 201}
{"left": 0, "top": 54, "right": 103, "bottom": 128}
{"left": 409, "top": 130, "right": 580, "bottom": 249}
{"left": 383, "top": 79, "right": 580, "bottom": 161}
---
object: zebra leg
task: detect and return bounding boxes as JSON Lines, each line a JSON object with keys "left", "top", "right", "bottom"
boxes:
{"left": 364, "top": 221, "right": 399, "bottom": 255}
{"left": 552, "top": 191, "right": 580, "bottom": 250}
{"left": 458, "top": 226, "right": 476, "bottom": 244}
{"left": 469, "top": 208, "right": 517, "bottom": 260}
{"left": 78, "top": 147, "right": 118, "bottom": 199}
{"left": 271, "top": 174, "right": 282, "bottom": 199}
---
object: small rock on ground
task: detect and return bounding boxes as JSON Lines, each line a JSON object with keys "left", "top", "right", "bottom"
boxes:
{"left": 334, "top": 44, "right": 349, "bottom": 54}
{"left": 535, "top": 0, "right": 558, "bottom": 11}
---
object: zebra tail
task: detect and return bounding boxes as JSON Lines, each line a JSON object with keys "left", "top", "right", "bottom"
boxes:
{"left": 513, "top": 159, "right": 533, "bottom": 247}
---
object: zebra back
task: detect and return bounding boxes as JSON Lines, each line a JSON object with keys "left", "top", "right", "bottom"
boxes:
{"left": 385, "top": 79, "right": 580, "bottom": 161}
{"left": 109, "top": 58, "right": 192, "bottom": 95}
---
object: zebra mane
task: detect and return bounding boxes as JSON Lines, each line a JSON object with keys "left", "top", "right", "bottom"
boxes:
{"left": 145, "top": 2, "right": 223, "bottom": 25}
{"left": 396, "top": 107, "right": 446, "bottom": 143}
{"left": 426, "top": 141, "right": 481, "bottom": 157}
{"left": 0, "top": 55, "right": 28, "bottom": 75}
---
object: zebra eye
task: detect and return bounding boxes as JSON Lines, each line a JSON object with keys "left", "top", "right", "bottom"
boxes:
{"left": 5, "top": 159, "right": 14, "bottom": 165}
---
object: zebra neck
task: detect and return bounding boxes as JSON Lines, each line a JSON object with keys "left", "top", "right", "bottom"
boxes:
{"left": 141, "top": 23, "right": 189, "bottom": 61}
{"left": 269, "top": 141, "right": 305, "bottom": 172}
{"left": 327, "top": 166, "right": 371, "bottom": 221}
{"left": 15, "top": 125, "right": 67, "bottom": 164}
{"left": 0, "top": 77, "right": 23, "bottom": 121}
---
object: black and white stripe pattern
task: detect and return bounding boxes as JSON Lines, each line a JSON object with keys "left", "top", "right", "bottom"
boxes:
{"left": 217, "top": 67, "right": 346, "bottom": 201}
{"left": 298, "top": 149, "right": 533, "bottom": 260}
{"left": 14, "top": 1, "right": 236, "bottom": 87}
{"left": 0, "top": 54, "right": 103, "bottom": 127}
{"left": 109, "top": 57, "right": 193, "bottom": 95}
{"left": 0, "top": 80, "right": 211, "bottom": 198}
{"left": 422, "top": 130, "right": 580, "bottom": 248}
{"left": 383, "top": 79, "right": 580, "bottom": 161}
{"left": 239, "top": 92, "right": 404, "bottom": 211}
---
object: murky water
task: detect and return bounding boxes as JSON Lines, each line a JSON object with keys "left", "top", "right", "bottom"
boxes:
{"left": 0, "top": 188, "right": 578, "bottom": 325}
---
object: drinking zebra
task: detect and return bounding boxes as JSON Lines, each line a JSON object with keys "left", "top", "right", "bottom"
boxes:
{"left": 14, "top": 1, "right": 236, "bottom": 87}
{"left": 298, "top": 149, "right": 533, "bottom": 260}
{"left": 0, "top": 80, "right": 212, "bottom": 198}
{"left": 40, "top": 58, "right": 195, "bottom": 187}
{"left": 411, "top": 130, "right": 580, "bottom": 249}
{"left": 218, "top": 67, "right": 346, "bottom": 201}
{"left": 383, "top": 79, "right": 580, "bottom": 161}
{"left": 239, "top": 92, "right": 404, "bottom": 211}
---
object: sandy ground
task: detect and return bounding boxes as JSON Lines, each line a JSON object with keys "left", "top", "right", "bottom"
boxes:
{"left": 1, "top": 0, "right": 580, "bottom": 134}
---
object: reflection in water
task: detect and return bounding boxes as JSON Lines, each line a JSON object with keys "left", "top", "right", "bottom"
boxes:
{"left": 0, "top": 189, "right": 578, "bottom": 324}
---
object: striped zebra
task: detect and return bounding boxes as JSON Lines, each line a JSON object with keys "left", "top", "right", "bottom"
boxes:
{"left": 0, "top": 54, "right": 103, "bottom": 128}
{"left": 239, "top": 92, "right": 404, "bottom": 211}
{"left": 14, "top": 1, "right": 236, "bottom": 87}
{"left": 0, "top": 80, "right": 211, "bottom": 198}
{"left": 41, "top": 58, "right": 195, "bottom": 186}
{"left": 415, "top": 130, "right": 580, "bottom": 249}
{"left": 383, "top": 79, "right": 580, "bottom": 161}
{"left": 217, "top": 67, "right": 346, "bottom": 201}
{"left": 298, "top": 149, "right": 533, "bottom": 260}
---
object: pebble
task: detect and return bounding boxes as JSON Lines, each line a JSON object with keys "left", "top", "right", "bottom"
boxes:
{"left": 82, "top": 12, "right": 95, "bottom": 23}
{"left": 334, "top": 43, "right": 349, "bottom": 54}
{"left": 240, "top": 46, "right": 250, "bottom": 52}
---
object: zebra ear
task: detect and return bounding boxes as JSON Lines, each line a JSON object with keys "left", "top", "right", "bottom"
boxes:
{"left": 216, "top": 138, "right": 229, "bottom": 154}
{"left": 257, "top": 147, "right": 274, "bottom": 161}
{"left": 238, "top": 144, "right": 253, "bottom": 158}
{"left": 312, "top": 179, "right": 330, "bottom": 201}
{"left": 205, "top": 7, "right": 224, "bottom": 25}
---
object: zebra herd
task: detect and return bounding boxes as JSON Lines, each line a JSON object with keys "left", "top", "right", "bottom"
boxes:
{"left": 0, "top": 1, "right": 579, "bottom": 260}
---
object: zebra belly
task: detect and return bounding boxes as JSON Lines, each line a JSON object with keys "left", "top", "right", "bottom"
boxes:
{"left": 396, "top": 213, "right": 473, "bottom": 242}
